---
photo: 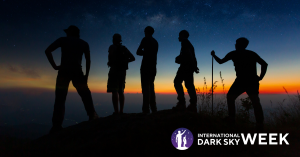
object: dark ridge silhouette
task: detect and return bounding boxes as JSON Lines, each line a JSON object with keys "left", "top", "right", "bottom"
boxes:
{"left": 136, "top": 26, "right": 158, "bottom": 114}
{"left": 45, "top": 25, "right": 99, "bottom": 134}
{"left": 0, "top": 123, "right": 51, "bottom": 140}
{"left": 107, "top": 33, "right": 135, "bottom": 115}
{"left": 1, "top": 109, "right": 297, "bottom": 156}
{"left": 173, "top": 30, "right": 199, "bottom": 113}
{"left": 211, "top": 37, "right": 268, "bottom": 131}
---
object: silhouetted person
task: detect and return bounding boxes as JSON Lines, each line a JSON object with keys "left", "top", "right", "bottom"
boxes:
{"left": 176, "top": 130, "right": 186, "bottom": 148}
{"left": 45, "top": 25, "right": 99, "bottom": 134}
{"left": 173, "top": 30, "right": 199, "bottom": 112}
{"left": 211, "top": 37, "right": 268, "bottom": 131}
{"left": 183, "top": 135, "right": 187, "bottom": 148}
{"left": 107, "top": 34, "right": 135, "bottom": 115}
{"left": 136, "top": 26, "right": 158, "bottom": 114}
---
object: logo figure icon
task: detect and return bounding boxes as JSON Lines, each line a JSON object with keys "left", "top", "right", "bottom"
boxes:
{"left": 171, "top": 128, "right": 193, "bottom": 150}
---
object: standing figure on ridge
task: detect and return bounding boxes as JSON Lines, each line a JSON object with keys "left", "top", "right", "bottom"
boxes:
{"left": 45, "top": 25, "right": 99, "bottom": 134}
{"left": 211, "top": 37, "right": 268, "bottom": 131}
{"left": 183, "top": 135, "right": 187, "bottom": 148}
{"left": 173, "top": 30, "right": 199, "bottom": 113}
{"left": 136, "top": 26, "right": 159, "bottom": 114}
{"left": 176, "top": 130, "right": 186, "bottom": 148}
{"left": 107, "top": 34, "right": 135, "bottom": 115}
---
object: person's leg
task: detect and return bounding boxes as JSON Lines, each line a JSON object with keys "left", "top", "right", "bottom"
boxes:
{"left": 178, "top": 139, "right": 182, "bottom": 148}
{"left": 52, "top": 71, "right": 70, "bottom": 130}
{"left": 141, "top": 70, "right": 150, "bottom": 113}
{"left": 107, "top": 68, "right": 120, "bottom": 115}
{"left": 112, "top": 92, "right": 119, "bottom": 113}
{"left": 183, "top": 70, "right": 197, "bottom": 113}
{"left": 226, "top": 79, "right": 245, "bottom": 123}
{"left": 72, "top": 71, "right": 98, "bottom": 119}
{"left": 149, "top": 69, "right": 157, "bottom": 112}
{"left": 249, "top": 94, "right": 264, "bottom": 130}
{"left": 174, "top": 67, "right": 185, "bottom": 104}
{"left": 118, "top": 70, "right": 126, "bottom": 114}
{"left": 246, "top": 81, "right": 264, "bottom": 131}
{"left": 118, "top": 91, "right": 124, "bottom": 113}
{"left": 184, "top": 70, "right": 197, "bottom": 105}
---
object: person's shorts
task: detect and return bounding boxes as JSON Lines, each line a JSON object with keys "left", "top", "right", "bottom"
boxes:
{"left": 228, "top": 77, "right": 260, "bottom": 96}
{"left": 107, "top": 68, "right": 126, "bottom": 93}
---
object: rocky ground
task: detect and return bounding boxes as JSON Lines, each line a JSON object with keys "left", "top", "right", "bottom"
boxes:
{"left": 1, "top": 109, "right": 299, "bottom": 157}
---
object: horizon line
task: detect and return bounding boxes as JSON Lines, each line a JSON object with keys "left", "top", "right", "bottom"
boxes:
{"left": 0, "top": 87, "right": 297, "bottom": 95}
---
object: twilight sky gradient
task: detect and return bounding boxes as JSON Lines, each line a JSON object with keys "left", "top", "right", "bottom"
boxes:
{"left": 1, "top": 0, "right": 300, "bottom": 94}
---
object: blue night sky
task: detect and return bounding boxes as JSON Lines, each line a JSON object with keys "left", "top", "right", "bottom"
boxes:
{"left": 1, "top": 0, "right": 300, "bottom": 126}
{"left": 1, "top": 0, "right": 300, "bottom": 93}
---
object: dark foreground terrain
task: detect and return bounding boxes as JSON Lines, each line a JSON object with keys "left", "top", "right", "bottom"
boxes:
{"left": 1, "top": 109, "right": 299, "bottom": 157}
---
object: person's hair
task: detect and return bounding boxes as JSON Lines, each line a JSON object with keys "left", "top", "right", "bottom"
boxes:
{"left": 113, "top": 33, "right": 122, "bottom": 43}
{"left": 236, "top": 37, "right": 249, "bottom": 49}
{"left": 179, "top": 30, "right": 189, "bottom": 39}
{"left": 144, "top": 26, "right": 154, "bottom": 35}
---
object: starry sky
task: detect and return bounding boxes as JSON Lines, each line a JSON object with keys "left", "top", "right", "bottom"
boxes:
{"left": 1, "top": 0, "right": 300, "bottom": 94}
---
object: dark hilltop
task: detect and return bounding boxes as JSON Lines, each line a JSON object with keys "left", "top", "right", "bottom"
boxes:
{"left": 1, "top": 109, "right": 299, "bottom": 157}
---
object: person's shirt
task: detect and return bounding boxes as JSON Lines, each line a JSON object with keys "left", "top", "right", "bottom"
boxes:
{"left": 224, "top": 50, "right": 267, "bottom": 79}
{"left": 177, "top": 39, "right": 197, "bottom": 69}
{"left": 46, "top": 36, "right": 89, "bottom": 70}
{"left": 108, "top": 43, "right": 135, "bottom": 71}
{"left": 136, "top": 36, "right": 158, "bottom": 70}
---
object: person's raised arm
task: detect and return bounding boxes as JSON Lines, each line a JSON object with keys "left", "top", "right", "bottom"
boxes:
{"left": 45, "top": 38, "right": 61, "bottom": 70}
{"left": 136, "top": 39, "right": 145, "bottom": 56}
{"left": 182, "top": 130, "right": 186, "bottom": 135}
{"left": 257, "top": 55, "right": 268, "bottom": 81}
{"left": 211, "top": 50, "right": 232, "bottom": 64}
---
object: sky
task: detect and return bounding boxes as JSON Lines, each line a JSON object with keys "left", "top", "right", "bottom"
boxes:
{"left": 1, "top": 0, "right": 300, "bottom": 94}
{"left": 1, "top": 0, "right": 300, "bottom": 127}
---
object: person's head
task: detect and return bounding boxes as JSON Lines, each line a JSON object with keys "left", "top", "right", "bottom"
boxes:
{"left": 178, "top": 131, "right": 181, "bottom": 134}
{"left": 178, "top": 30, "right": 189, "bottom": 41}
{"left": 113, "top": 33, "right": 122, "bottom": 44}
{"left": 64, "top": 25, "right": 80, "bottom": 38}
{"left": 144, "top": 26, "right": 154, "bottom": 37}
{"left": 235, "top": 37, "right": 249, "bottom": 50}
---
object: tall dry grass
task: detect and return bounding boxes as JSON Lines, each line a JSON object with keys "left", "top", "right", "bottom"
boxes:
{"left": 196, "top": 71, "right": 248, "bottom": 119}
{"left": 266, "top": 88, "right": 300, "bottom": 127}
{"left": 196, "top": 71, "right": 300, "bottom": 127}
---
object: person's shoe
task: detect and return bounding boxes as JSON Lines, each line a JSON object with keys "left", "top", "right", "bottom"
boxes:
{"left": 186, "top": 104, "right": 197, "bottom": 113}
{"left": 172, "top": 102, "right": 186, "bottom": 111}
{"left": 142, "top": 110, "right": 150, "bottom": 114}
{"left": 49, "top": 125, "right": 63, "bottom": 135}
{"left": 89, "top": 112, "right": 99, "bottom": 121}
{"left": 151, "top": 108, "right": 157, "bottom": 113}
{"left": 150, "top": 103, "right": 157, "bottom": 113}
{"left": 112, "top": 112, "right": 119, "bottom": 116}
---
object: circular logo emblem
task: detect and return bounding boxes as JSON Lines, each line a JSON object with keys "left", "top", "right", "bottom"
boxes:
{"left": 171, "top": 128, "right": 194, "bottom": 150}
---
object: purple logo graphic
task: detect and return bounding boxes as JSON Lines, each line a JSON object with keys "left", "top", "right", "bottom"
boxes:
{"left": 171, "top": 128, "right": 194, "bottom": 150}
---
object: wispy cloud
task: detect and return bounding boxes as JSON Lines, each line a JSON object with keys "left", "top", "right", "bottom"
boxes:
{"left": 7, "top": 65, "right": 18, "bottom": 72}
{"left": 4, "top": 64, "right": 41, "bottom": 79}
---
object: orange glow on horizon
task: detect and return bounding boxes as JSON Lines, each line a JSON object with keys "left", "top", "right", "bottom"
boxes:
{"left": 1, "top": 86, "right": 299, "bottom": 96}
{"left": 88, "top": 89, "right": 298, "bottom": 95}
{"left": 14, "top": 85, "right": 299, "bottom": 95}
